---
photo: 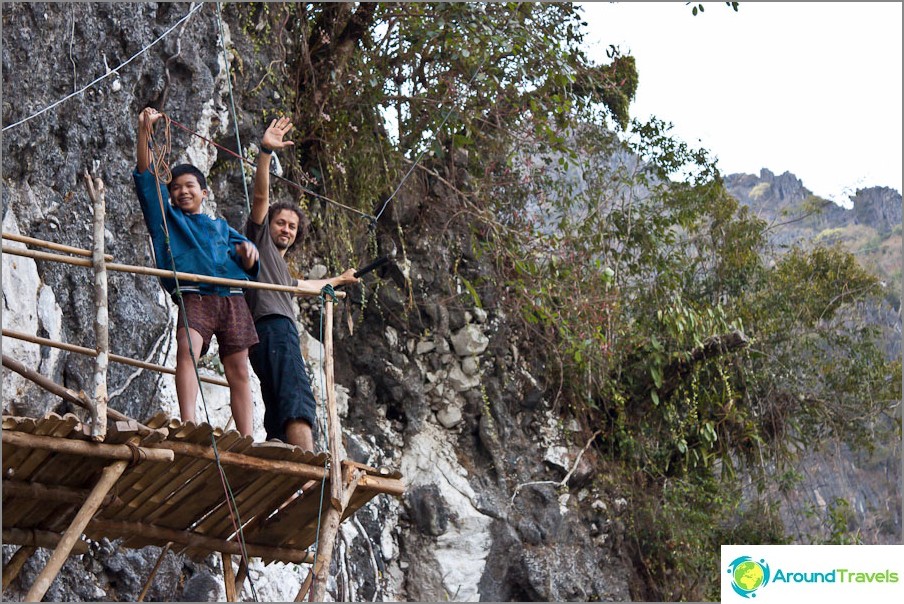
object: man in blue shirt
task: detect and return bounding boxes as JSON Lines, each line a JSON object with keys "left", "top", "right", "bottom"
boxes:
{"left": 134, "top": 107, "right": 259, "bottom": 436}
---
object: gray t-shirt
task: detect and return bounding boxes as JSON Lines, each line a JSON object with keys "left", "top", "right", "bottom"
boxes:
{"left": 244, "top": 218, "right": 296, "bottom": 322}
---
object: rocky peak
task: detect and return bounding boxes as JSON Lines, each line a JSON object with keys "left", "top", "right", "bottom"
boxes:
{"left": 852, "top": 186, "right": 902, "bottom": 234}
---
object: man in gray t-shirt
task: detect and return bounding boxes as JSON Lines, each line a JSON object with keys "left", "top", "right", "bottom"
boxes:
{"left": 245, "top": 117, "right": 358, "bottom": 450}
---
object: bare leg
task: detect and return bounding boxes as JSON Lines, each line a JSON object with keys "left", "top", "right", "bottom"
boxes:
{"left": 222, "top": 349, "right": 254, "bottom": 437}
{"left": 285, "top": 419, "right": 314, "bottom": 451}
{"left": 175, "top": 327, "right": 204, "bottom": 423}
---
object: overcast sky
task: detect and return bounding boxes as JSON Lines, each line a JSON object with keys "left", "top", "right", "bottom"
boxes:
{"left": 578, "top": 2, "right": 902, "bottom": 206}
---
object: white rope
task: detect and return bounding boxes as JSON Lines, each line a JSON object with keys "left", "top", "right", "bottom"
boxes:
{"left": 2, "top": 2, "right": 205, "bottom": 133}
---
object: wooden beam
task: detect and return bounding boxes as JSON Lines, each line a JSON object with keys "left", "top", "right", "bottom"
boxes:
{"left": 1, "top": 230, "right": 113, "bottom": 261}
{"left": 1, "top": 430, "right": 174, "bottom": 463}
{"left": 294, "top": 568, "right": 315, "bottom": 602}
{"left": 1, "top": 546, "right": 35, "bottom": 591}
{"left": 86, "top": 169, "right": 109, "bottom": 441}
{"left": 87, "top": 518, "right": 316, "bottom": 564}
{"left": 3, "top": 328, "right": 229, "bottom": 387}
{"left": 1, "top": 245, "right": 343, "bottom": 298}
{"left": 2, "top": 479, "right": 121, "bottom": 507}
{"left": 222, "top": 552, "right": 236, "bottom": 602}
{"left": 1, "top": 528, "right": 89, "bottom": 554}
{"left": 26, "top": 457, "right": 130, "bottom": 601}
{"left": 137, "top": 542, "right": 171, "bottom": 602}
{"left": 155, "top": 441, "right": 327, "bottom": 480}
{"left": 233, "top": 557, "right": 249, "bottom": 599}
{"left": 312, "top": 298, "right": 343, "bottom": 602}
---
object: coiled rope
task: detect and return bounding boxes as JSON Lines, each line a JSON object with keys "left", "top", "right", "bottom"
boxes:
{"left": 145, "top": 116, "right": 259, "bottom": 601}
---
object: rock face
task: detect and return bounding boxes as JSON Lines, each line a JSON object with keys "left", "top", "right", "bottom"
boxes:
{"left": 724, "top": 168, "right": 902, "bottom": 546}
{"left": 1, "top": 4, "right": 633, "bottom": 601}
{"left": 724, "top": 168, "right": 902, "bottom": 239}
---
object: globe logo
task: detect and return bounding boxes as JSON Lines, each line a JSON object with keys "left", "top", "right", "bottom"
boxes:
{"left": 727, "top": 556, "right": 771, "bottom": 598}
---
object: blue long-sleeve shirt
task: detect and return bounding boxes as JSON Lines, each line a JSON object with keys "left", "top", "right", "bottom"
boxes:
{"left": 133, "top": 168, "right": 259, "bottom": 297}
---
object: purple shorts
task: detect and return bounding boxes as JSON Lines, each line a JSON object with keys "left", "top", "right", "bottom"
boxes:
{"left": 176, "top": 294, "right": 259, "bottom": 357}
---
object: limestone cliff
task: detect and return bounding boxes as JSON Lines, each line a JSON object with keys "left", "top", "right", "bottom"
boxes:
{"left": 2, "top": 4, "right": 633, "bottom": 601}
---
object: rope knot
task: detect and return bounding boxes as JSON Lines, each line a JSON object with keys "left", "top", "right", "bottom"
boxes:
{"left": 319, "top": 283, "right": 337, "bottom": 304}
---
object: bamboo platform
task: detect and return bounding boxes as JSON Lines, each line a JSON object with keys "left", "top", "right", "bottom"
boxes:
{"left": 2, "top": 411, "right": 403, "bottom": 570}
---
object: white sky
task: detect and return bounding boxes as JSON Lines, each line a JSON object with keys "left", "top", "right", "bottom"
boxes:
{"left": 578, "top": 2, "right": 903, "bottom": 206}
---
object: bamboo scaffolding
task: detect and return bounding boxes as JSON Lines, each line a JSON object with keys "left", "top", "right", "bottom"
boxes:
{"left": 2, "top": 210, "right": 402, "bottom": 602}
{"left": 1, "top": 354, "right": 166, "bottom": 437}
{"left": 1, "top": 244, "right": 344, "bottom": 298}
{"left": 25, "top": 455, "right": 132, "bottom": 602}
{"left": 3, "top": 328, "right": 229, "bottom": 387}
{"left": 1, "top": 430, "right": 174, "bottom": 463}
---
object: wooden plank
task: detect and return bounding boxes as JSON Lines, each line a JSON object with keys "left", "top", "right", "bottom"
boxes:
{"left": 101, "top": 423, "right": 219, "bottom": 518}
{"left": 181, "top": 473, "right": 305, "bottom": 560}
{"left": 2, "top": 413, "right": 65, "bottom": 483}
{"left": 245, "top": 483, "right": 333, "bottom": 550}
{"left": 113, "top": 429, "right": 243, "bottom": 523}
{"left": 2, "top": 415, "right": 100, "bottom": 529}
{"left": 136, "top": 431, "right": 251, "bottom": 526}
{"left": 163, "top": 456, "right": 261, "bottom": 533}
{"left": 189, "top": 441, "right": 319, "bottom": 541}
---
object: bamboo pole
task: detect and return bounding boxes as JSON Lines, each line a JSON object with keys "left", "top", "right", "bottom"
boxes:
{"left": 136, "top": 542, "right": 171, "bottom": 602}
{"left": 2, "top": 479, "right": 121, "bottom": 507}
{"left": 1, "top": 354, "right": 167, "bottom": 436}
{"left": 1, "top": 546, "right": 35, "bottom": 591}
{"left": 1, "top": 245, "right": 344, "bottom": 298}
{"left": 294, "top": 569, "right": 315, "bottom": 602}
{"left": 25, "top": 456, "right": 130, "bottom": 602}
{"left": 1, "top": 430, "right": 174, "bottom": 463}
{"left": 87, "top": 519, "right": 316, "bottom": 564}
{"left": 1, "top": 231, "right": 113, "bottom": 261}
{"left": 1, "top": 528, "right": 90, "bottom": 554}
{"left": 311, "top": 297, "right": 343, "bottom": 603}
{"left": 323, "top": 299, "right": 343, "bottom": 511}
{"left": 233, "top": 557, "right": 248, "bottom": 599}
{"left": 155, "top": 441, "right": 328, "bottom": 481}
{"left": 3, "top": 328, "right": 229, "bottom": 387}
{"left": 222, "top": 552, "right": 236, "bottom": 602}
{"left": 86, "top": 170, "right": 109, "bottom": 441}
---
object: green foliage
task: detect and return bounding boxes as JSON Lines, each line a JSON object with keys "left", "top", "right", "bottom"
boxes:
{"left": 227, "top": 3, "right": 896, "bottom": 598}
{"left": 629, "top": 472, "right": 787, "bottom": 601}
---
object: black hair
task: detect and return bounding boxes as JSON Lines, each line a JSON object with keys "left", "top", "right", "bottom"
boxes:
{"left": 168, "top": 164, "right": 208, "bottom": 192}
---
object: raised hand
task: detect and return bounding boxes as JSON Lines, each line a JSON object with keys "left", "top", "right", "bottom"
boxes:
{"left": 138, "top": 107, "right": 163, "bottom": 129}
{"left": 261, "top": 116, "right": 295, "bottom": 152}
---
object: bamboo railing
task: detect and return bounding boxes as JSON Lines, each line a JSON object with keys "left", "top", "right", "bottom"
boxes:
{"left": 1, "top": 171, "right": 360, "bottom": 602}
